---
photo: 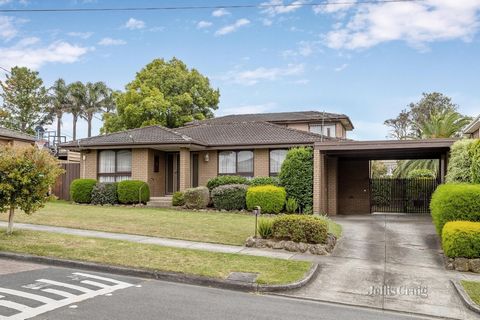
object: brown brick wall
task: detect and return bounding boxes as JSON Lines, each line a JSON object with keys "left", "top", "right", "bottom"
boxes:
{"left": 335, "top": 123, "right": 346, "bottom": 139}
{"left": 254, "top": 149, "right": 270, "bottom": 177}
{"left": 81, "top": 150, "right": 97, "bottom": 179}
{"left": 198, "top": 150, "right": 217, "bottom": 187}
{"left": 313, "top": 149, "right": 322, "bottom": 214}
{"left": 338, "top": 159, "right": 370, "bottom": 214}
{"left": 327, "top": 157, "right": 338, "bottom": 215}
{"left": 179, "top": 147, "right": 191, "bottom": 191}
{"left": 131, "top": 148, "right": 149, "bottom": 182}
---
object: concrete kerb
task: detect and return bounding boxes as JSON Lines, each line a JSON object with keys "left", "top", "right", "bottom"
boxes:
{"left": 0, "top": 251, "right": 319, "bottom": 293}
{"left": 451, "top": 280, "right": 480, "bottom": 315}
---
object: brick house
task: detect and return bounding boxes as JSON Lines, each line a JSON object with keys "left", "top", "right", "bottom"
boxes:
{"left": 61, "top": 111, "right": 454, "bottom": 215}
{"left": 0, "top": 126, "right": 36, "bottom": 148}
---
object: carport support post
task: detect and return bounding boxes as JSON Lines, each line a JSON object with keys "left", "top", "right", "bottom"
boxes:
{"left": 179, "top": 148, "right": 191, "bottom": 191}
{"left": 439, "top": 153, "right": 447, "bottom": 183}
{"left": 313, "top": 149, "right": 328, "bottom": 215}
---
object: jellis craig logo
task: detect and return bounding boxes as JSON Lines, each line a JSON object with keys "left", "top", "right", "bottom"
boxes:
{"left": 367, "top": 285, "right": 428, "bottom": 298}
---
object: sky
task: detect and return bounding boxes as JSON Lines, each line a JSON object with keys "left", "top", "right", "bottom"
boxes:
{"left": 0, "top": 0, "right": 479, "bottom": 141}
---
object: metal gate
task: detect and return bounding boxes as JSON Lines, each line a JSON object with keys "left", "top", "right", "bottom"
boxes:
{"left": 369, "top": 178, "right": 439, "bottom": 214}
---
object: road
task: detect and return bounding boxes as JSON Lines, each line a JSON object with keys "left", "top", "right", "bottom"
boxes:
{"left": 0, "top": 258, "right": 436, "bottom": 320}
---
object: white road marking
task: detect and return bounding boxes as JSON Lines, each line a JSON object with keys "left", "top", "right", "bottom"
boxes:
{"left": 0, "top": 273, "right": 134, "bottom": 320}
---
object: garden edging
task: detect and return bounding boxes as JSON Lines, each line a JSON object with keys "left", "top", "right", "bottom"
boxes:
{"left": 451, "top": 280, "right": 480, "bottom": 315}
{"left": 0, "top": 251, "right": 319, "bottom": 293}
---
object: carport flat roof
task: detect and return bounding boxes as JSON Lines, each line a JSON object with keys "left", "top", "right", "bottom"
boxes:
{"left": 315, "top": 138, "right": 456, "bottom": 160}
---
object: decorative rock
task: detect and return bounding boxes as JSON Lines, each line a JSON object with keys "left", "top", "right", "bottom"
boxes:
{"left": 454, "top": 258, "right": 470, "bottom": 272}
{"left": 265, "top": 240, "right": 276, "bottom": 248}
{"left": 272, "top": 241, "right": 285, "bottom": 249}
{"left": 469, "top": 259, "right": 480, "bottom": 273}
{"left": 255, "top": 239, "right": 268, "bottom": 248}
{"left": 245, "top": 236, "right": 255, "bottom": 247}
{"left": 309, "top": 244, "right": 328, "bottom": 255}
{"left": 297, "top": 242, "right": 309, "bottom": 253}
{"left": 284, "top": 241, "right": 298, "bottom": 252}
{"left": 244, "top": 236, "right": 335, "bottom": 255}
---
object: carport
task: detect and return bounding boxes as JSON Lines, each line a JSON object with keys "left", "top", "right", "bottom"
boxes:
{"left": 312, "top": 139, "right": 455, "bottom": 215}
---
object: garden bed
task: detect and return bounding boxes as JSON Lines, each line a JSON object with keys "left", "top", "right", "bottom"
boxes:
{"left": 245, "top": 234, "right": 337, "bottom": 255}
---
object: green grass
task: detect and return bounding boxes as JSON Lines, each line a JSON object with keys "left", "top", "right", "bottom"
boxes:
{"left": 462, "top": 280, "right": 480, "bottom": 305}
{"left": 0, "top": 229, "right": 312, "bottom": 285}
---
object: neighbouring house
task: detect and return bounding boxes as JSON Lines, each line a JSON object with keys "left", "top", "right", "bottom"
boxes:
{"left": 61, "top": 111, "right": 455, "bottom": 215}
{"left": 0, "top": 126, "right": 36, "bottom": 147}
{"left": 464, "top": 115, "right": 480, "bottom": 138}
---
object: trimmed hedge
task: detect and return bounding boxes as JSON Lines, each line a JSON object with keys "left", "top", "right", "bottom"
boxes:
{"left": 430, "top": 184, "right": 480, "bottom": 234}
{"left": 446, "top": 139, "right": 475, "bottom": 183}
{"left": 272, "top": 215, "right": 328, "bottom": 244}
{"left": 91, "top": 182, "right": 118, "bottom": 205}
{"left": 70, "top": 179, "right": 97, "bottom": 204}
{"left": 442, "top": 221, "right": 480, "bottom": 258}
{"left": 406, "top": 169, "right": 436, "bottom": 179}
{"left": 206, "top": 175, "right": 250, "bottom": 191}
{"left": 246, "top": 185, "right": 286, "bottom": 214}
{"left": 249, "top": 176, "right": 280, "bottom": 187}
{"left": 211, "top": 184, "right": 248, "bottom": 211}
{"left": 184, "top": 186, "right": 210, "bottom": 209}
{"left": 117, "top": 180, "right": 150, "bottom": 204}
{"left": 471, "top": 140, "right": 480, "bottom": 184}
{"left": 172, "top": 191, "right": 185, "bottom": 206}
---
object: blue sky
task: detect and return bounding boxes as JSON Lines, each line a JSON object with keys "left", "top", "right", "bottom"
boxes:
{"left": 1, "top": 0, "right": 479, "bottom": 140}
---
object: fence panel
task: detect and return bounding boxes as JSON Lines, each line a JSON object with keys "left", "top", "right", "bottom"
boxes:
{"left": 52, "top": 163, "right": 80, "bottom": 201}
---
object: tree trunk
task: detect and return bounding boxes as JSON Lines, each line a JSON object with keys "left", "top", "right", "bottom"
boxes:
{"left": 87, "top": 114, "right": 92, "bottom": 138}
{"left": 7, "top": 207, "right": 15, "bottom": 235}
{"left": 73, "top": 115, "right": 78, "bottom": 141}
{"left": 57, "top": 112, "right": 62, "bottom": 144}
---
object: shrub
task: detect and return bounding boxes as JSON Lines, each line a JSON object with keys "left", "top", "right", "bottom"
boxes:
{"left": 172, "top": 191, "right": 185, "bottom": 206}
{"left": 249, "top": 176, "right": 280, "bottom": 187}
{"left": 470, "top": 140, "right": 480, "bottom": 184}
{"left": 285, "top": 198, "right": 298, "bottom": 214}
{"left": 70, "top": 179, "right": 97, "bottom": 204}
{"left": 257, "top": 218, "right": 274, "bottom": 239}
{"left": 91, "top": 183, "right": 118, "bottom": 205}
{"left": 246, "top": 185, "right": 286, "bottom": 214}
{"left": 211, "top": 184, "right": 248, "bottom": 211}
{"left": 184, "top": 186, "right": 210, "bottom": 209}
{"left": 430, "top": 184, "right": 480, "bottom": 234}
{"left": 272, "top": 215, "right": 328, "bottom": 244}
{"left": 442, "top": 221, "right": 480, "bottom": 258}
{"left": 206, "top": 175, "right": 250, "bottom": 191}
{"left": 446, "top": 139, "right": 476, "bottom": 183}
{"left": 279, "top": 147, "right": 313, "bottom": 210}
{"left": 406, "top": 169, "right": 436, "bottom": 179}
{"left": 117, "top": 180, "right": 150, "bottom": 204}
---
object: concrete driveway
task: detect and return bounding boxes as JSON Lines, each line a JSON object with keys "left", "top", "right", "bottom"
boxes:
{"left": 284, "top": 214, "right": 480, "bottom": 319}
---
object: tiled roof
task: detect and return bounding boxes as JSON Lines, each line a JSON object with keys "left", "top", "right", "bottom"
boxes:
{"left": 186, "top": 110, "right": 353, "bottom": 129}
{"left": 0, "top": 126, "right": 36, "bottom": 142}
{"left": 61, "top": 125, "right": 204, "bottom": 147}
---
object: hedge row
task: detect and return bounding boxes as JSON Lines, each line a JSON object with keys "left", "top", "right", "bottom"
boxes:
{"left": 442, "top": 221, "right": 480, "bottom": 258}
{"left": 70, "top": 179, "right": 150, "bottom": 205}
{"left": 258, "top": 215, "right": 328, "bottom": 244}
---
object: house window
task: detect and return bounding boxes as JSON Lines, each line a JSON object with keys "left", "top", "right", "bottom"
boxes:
{"left": 98, "top": 150, "right": 132, "bottom": 182}
{"left": 218, "top": 150, "right": 254, "bottom": 177}
{"left": 269, "top": 149, "right": 288, "bottom": 176}
{"left": 310, "top": 124, "right": 336, "bottom": 137}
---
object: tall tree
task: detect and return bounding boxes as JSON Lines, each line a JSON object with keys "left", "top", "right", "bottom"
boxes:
{"left": 0, "top": 66, "right": 49, "bottom": 134}
{"left": 102, "top": 57, "right": 220, "bottom": 133}
{"left": 49, "top": 78, "right": 71, "bottom": 142}
{"left": 81, "top": 82, "right": 112, "bottom": 137}
{"left": 384, "top": 109, "right": 410, "bottom": 140}
{"left": 68, "top": 81, "right": 85, "bottom": 141}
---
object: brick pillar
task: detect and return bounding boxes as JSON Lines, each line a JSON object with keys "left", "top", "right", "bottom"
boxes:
{"left": 179, "top": 147, "right": 191, "bottom": 191}
{"left": 254, "top": 149, "right": 269, "bottom": 177}
{"left": 313, "top": 149, "right": 322, "bottom": 214}
{"left": 327, "top": 157, "right": 338, "bottom": 215}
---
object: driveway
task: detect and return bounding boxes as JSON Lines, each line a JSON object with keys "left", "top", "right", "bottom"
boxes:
{"left": 284, "top": 214, "right": 480, "bottom": 319}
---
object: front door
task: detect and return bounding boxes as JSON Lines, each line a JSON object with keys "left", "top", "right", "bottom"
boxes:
{"left": 191, "top": 153, "right": 199, "bottom": 188}
{"left": 166, "top": 152, "right": 180, "bottom": 194}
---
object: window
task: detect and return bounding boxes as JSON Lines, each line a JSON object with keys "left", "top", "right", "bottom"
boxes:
{"left": 310, "top": 124, "right": 336, "bottom": 137}
{"left": 270, "top": 149, "right": 288, "bottom": 176}
{"left": 98, "top": 150, "right": 132, "bottom": 182}
{"left": 218, "top": 150, "right": 254, "bottom": 177}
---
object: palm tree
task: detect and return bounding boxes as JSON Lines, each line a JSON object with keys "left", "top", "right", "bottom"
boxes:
{"left": 49, "top": 78, "right": 70, "bottom": 143}
{"left": 81, "top": 82, "right": 112, "bottom": 138}
{"left": 68, "top": 81, "right": 85, "bottom": 141}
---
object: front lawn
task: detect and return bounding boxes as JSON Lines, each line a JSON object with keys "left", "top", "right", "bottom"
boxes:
{"left": 0, "top": 201, "right": 343, "bottom": 246}
{"left": 0, "top": 229, "right": 312, "bottom": 285}
{"left": 462, "top": 280, "right": 480, "bottom": 305}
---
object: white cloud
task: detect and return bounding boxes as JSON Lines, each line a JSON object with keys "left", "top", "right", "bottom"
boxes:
{"left": 222, "top": 63, "right": 305, "bottom": 85}
{"left": 212, "top": 8, "right": 230, "bottom": 17}
{"left": 282, "top": 40, "right": 316, "bottom": 58}
{"left": 313, "top": 0, "right": 357, "bottom": 14}
{"left": 324, "top": 0, "right": 480, "bottom": 50}
{"left": 197, "top": 20, "right": 213, "bottom": 29}
{"left": 0, "top": 0, "right": 12, "bottom": 4}
{"left": 124, "top": 18, "right": 145, "bottom": 30}
{"left": 334, "top": 63, "right": 348, "bottom": 72}
{"left": 0, "top": 16, "right": 18, "bottom": 40}
{"left": 262, "top": 18, "right": 273, "bottom": 26}
{"left": 292, "top": 79, "right": 309, "bottom": 85}
{"left": 67, "top": 31, "right": 93, "bottom": 39}
{"left": 261, "top": 0, "right": 306, "bottom": 17}
{"left": 98, "top": 37, "right": 126, "bottom": 46}
{"left": 0, "top": 38, "right": 90, "bottom": 70}
{"left": 215, "top": 19, "right": 250, "bottom": 36}
{"left": 216, "top": 102, "right": 277, "bottom": 116}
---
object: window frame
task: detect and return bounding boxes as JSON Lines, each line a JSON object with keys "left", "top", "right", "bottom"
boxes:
{"left": 217, "top": 150, "right": 254, "bottom": 177}
{"left": 97, "top": 149, "right": 132, "bottom": 182}
{"left": 269, "top": 148, "right": 288, "bottom": 177}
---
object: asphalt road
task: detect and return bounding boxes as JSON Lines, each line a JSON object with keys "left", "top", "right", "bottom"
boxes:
{"left": 0, "top": 259, "right": 435, "bottom": 320}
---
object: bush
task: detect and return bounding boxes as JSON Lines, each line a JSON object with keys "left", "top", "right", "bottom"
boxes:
{"left": 91, "top": 183, "right": 118, "bottom": 205}
{"left": 117, "top": 180, "right": 150, "bottom": 204}
{"left": 470, "top": 140, "right": 480, "bottom": 184}
{"left": 249, "top": 176, "right": 280, "bottom": 187}
{"left": 430, "top": 184, "right": 480, "bottom": 234}
{"left": 272, "top": 215, "right": 328, "bottom": 244}
{"left": 184, "top": 186, "right": 210, "bottom": 209}
{"left": 446, "top": 139, "right": 476, "bottom": 183}
{"left": 279, "top": 147, "right": 313, "bottom": 210}
{"left": 172, "top": 191, "right": 185, "bottom": 206}
{"left": 206, "top": 175, "right": 250, "bottom": 191}
{"left": 257, "top": 218, "right": 274, "bottom": 239}
{"left": 211, "top": 184, "right": 248, "bottom": 211}
{"left": 442, "top": 221, "right": 480, "bottom": 258}
{"left": 246, "top": 185, "right": 286, "bottom": 214}
{"left": 285, "top": 198, "right": 298, "bottom": 214}
{"left": 70, "top": 179, "right": 97, "bottom": 204}
{"left": 406, "top": 169, "right": 436, "bottom": 179}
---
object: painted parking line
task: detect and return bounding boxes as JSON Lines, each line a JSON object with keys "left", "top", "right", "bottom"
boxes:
{"left": 0, "top": 272, "right": 134, "bottom": 320}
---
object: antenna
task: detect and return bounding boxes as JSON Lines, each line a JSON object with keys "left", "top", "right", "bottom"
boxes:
{"left": 321, "top": 110, "right": 325, "bottom": 142}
